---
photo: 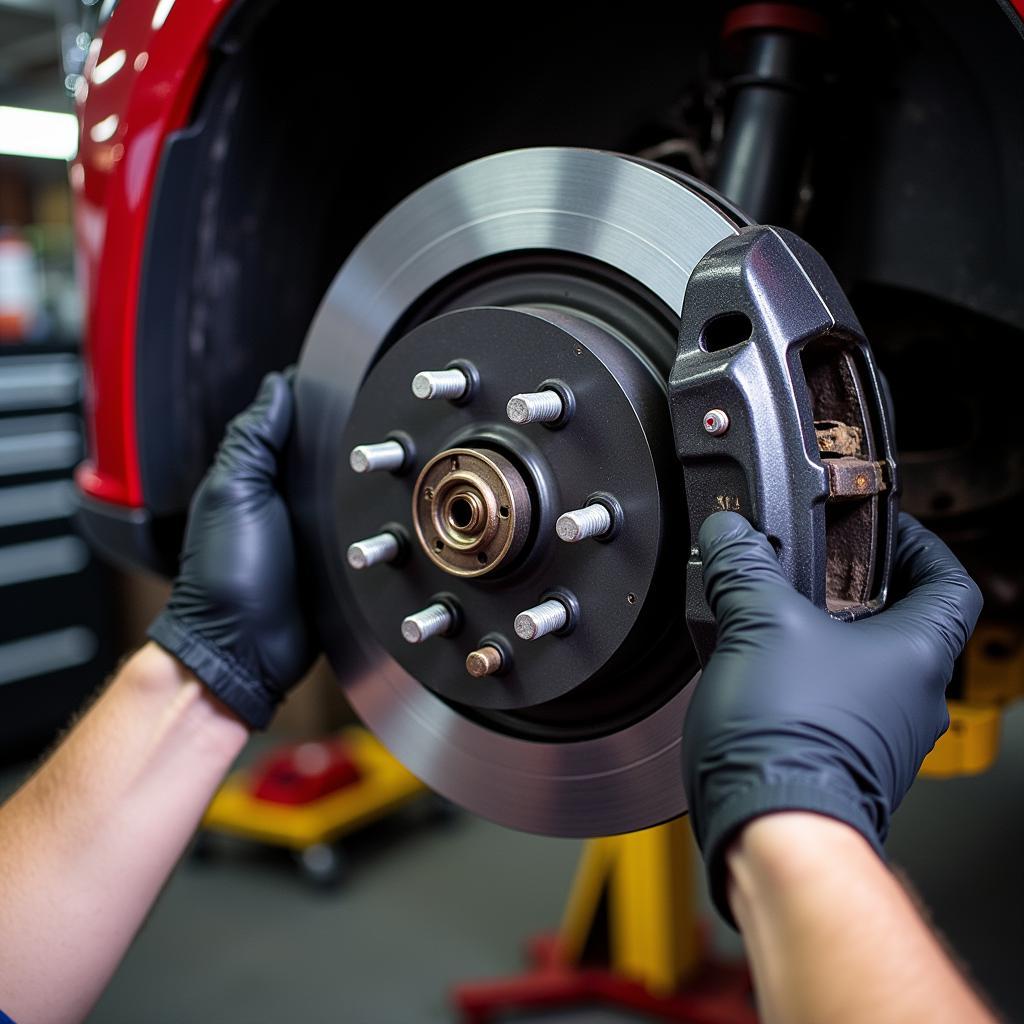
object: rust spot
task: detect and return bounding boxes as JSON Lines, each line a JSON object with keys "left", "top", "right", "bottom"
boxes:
{"left": 815, "top": 420, "right": 864, "bottom": 457}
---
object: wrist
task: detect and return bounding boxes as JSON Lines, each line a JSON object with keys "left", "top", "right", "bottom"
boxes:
{"left": 146, "top": 611, "right": 277, "bottom": 729}
{"left": 696, "top": 772, "right": 884, "bottom": 926}
{"left": 726, "top": 812, "right": 881, "bottom": 931}
{"left": 123, "top": 643, "right": 251, "bottom": 746}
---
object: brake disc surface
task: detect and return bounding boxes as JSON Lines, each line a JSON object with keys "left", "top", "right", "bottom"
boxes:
{"left": 293, "top": 148, "right": 744, "bottom": 836}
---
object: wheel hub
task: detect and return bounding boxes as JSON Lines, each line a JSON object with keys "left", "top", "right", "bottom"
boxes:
{"left": 413, "top": 446, "right": 529, "bottom": 578}
{"left": 336, "top": 304, "right": 681, "bottom": 722}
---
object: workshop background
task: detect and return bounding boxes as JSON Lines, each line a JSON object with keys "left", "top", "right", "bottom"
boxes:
{"left": 1, "top": 1, "right": 1023, "bottom": 1022}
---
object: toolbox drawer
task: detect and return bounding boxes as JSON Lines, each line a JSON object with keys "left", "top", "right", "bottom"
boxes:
{"left": 0, "top": 347, "right": 113, "bottom": 762}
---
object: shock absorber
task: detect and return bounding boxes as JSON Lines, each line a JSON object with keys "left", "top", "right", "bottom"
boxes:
{"left": 712, "top": 3, "right": 829, "bottom": 224}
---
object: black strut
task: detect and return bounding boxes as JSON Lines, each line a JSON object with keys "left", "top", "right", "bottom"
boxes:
{"left": 712, "top": 3, "right": 828, "bottom": 224}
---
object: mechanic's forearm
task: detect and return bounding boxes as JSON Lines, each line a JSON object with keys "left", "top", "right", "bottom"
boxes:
{"left": 727, "top": 813, "right": 995, "bottom": 1024}
{"left": 0, "top": 642, "right": 248, "bottom": 1024}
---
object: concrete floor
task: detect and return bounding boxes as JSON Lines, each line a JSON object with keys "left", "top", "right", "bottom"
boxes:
{"left": 2, "top": 706, "right": 1022, "bottom": 1023}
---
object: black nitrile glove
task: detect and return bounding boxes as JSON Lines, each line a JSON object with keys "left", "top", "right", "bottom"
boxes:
{"left": 683, "top": 510, "right": 982, "bottom": 922}
{"left": 148, "top": 372, "right": 316, "bottom": 729}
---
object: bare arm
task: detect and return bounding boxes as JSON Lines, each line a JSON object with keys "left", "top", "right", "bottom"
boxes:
{"left": 0, "top": 373, "right": 315, "bottom": 1023}
{"left": 0, "top": 644, "right": 247, "bottom": 1024}
{"left": 727, "top": 813, "right": 996, "bottom": 1024}
{"left": 683, "top": 513, "right": 990, "bottom": 1020}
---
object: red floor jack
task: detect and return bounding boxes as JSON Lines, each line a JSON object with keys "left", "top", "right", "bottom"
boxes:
{"left": 453, "top": 818, "right": 757, "bottom": 1023}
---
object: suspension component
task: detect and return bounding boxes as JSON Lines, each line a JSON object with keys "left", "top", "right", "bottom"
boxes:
{"left": 712, "top": 3, "right": 828, "bottom": 223}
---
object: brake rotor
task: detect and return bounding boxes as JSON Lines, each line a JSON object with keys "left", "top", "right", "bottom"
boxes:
{"left": 293, "top": 148, "right": 746, "bottom": 836}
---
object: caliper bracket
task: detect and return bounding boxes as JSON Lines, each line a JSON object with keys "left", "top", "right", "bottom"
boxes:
{"left": 670, "top": 226, "right": 900, "bottom": 664}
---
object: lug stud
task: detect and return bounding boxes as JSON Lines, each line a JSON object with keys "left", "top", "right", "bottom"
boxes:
{"left": 401, "top": 603, "right": 453, "bottom": 644}
{"left": 514, "top": 598, "right": 569, "bottom": 641}
{"left": 506, "top": 389, "right": 564, "bottom": 425}
{"left": 466, "top": 644, "right": 504, "bottom": 678}
{"left": 412, "top": 368, "right": 469, "bottom": 401}
{"left": 350, "top": 440, "right": 407, "bottom": 474}
{"left": 347, "top": 532, "right": 400, "bottom": 570}
{"left": 556, "top": 503, "right": 613, "bottom": 543}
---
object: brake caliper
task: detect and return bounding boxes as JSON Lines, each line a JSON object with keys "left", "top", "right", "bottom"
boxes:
{"left": 671, "top": 226, "right": 899, "bottom": 662}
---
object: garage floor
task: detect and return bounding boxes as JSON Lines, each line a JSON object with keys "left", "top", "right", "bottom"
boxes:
{"left": 2, "top": 706, "right": 1022, "bottom": 1023}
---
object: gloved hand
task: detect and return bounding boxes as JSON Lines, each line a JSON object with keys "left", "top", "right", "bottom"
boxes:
{"left": 148, "top": 371, "right": 316, "bottom": 728}
{"left": 683, "top": 510, "right": 982, "bottom": 921}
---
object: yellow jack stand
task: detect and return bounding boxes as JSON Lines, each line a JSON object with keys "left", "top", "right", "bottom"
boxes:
{"left": 456, "top": 622, "right": 1023, "bottom": 1021}
{"left": 454, "top": 818, "right": 755, "bottom": 1023}
{"left": 922, "top": 622, "right": 1024, "bottom": 778}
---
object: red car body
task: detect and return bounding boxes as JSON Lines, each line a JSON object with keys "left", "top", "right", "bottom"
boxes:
{"left": 74, "top": 0, "right": 227, "bottom": 512}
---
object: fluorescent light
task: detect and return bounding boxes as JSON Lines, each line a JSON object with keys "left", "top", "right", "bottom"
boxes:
{"left": 0, "top": 106, "right": 77, "bottom": 161}
{"left": 91, "top": 48, "right": 126, "bottom": 85}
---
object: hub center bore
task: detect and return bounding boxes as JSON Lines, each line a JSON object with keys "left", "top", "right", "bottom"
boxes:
{"left": 413, "top": 447, "right": 531, "bottom": 577}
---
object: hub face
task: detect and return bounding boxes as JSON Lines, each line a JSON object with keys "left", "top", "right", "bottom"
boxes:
{"left": 413, "top": 447, "right": 530, "bottom": 577}
{"left": 336, "top": 304, "right": 682, "bottom": 718}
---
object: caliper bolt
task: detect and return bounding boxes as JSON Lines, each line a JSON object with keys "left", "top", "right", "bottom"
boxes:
{"left": 556, "top": 503, "right": 613, "bottom": 543}
{"left": 412, "top": 368, "right": 469, "bottom": 401}
{"left": 507, "top": 389, "right": 564, "bottom": 425}
{"left": 465, "top": 644, "right": 504, "bottom": 678}
{"left": 514, "top": 598, "right": 569, "bottom": 641}
{"left": 350, "top": 440, "right": 407, "bottom": 474}
{"left": 346, "top": 532, "right": 400, "bottom": 570}
{"left": 401, "top": 603, "right": 454, "bottom": 644}
{"left": 703, "top": 409, "right": 730, "bottom": 437}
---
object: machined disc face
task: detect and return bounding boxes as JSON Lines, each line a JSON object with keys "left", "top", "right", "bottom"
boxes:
{"left": 293, "top": 148, "right": 743, "bottom": 836}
